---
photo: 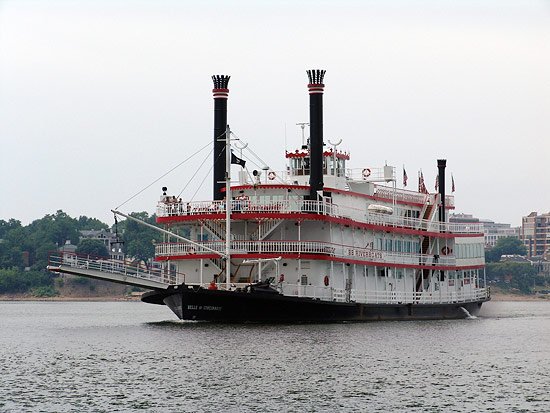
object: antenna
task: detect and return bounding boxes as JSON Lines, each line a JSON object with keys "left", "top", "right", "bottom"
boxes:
{"left": 296, "top": 122, "right": 309, "bottom": 147}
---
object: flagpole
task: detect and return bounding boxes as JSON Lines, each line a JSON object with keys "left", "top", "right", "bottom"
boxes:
{"left": 225, "top": 125, "right": 231, "bottom": 290}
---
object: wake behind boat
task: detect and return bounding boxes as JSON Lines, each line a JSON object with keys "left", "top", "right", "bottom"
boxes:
{"left": 48, "top": 69, "right": 490, "bottom": 322}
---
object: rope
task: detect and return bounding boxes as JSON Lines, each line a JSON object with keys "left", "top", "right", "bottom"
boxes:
{"left": 114, "top": 141, "right": 212, "bottom": 210}
{"left": 176, "top": 145, "right": 214, "bottom": 198}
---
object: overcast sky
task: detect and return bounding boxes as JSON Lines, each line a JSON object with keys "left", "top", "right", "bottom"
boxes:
{"left": 1, "top": 0, "right": 548, "bottom": 227}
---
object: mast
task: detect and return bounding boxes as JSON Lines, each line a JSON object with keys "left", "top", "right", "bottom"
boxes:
{"left": 225, "top": 125, "right": 231, "bottom": 290}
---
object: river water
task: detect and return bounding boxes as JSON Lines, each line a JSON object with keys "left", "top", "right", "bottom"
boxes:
{"left": 0, "top": 300, "right": 549, "bottom": 412}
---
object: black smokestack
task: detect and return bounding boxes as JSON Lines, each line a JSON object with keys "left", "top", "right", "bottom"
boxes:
{"left": 437, "top": 159, "right": 446, "bottom": 223}
{"left": 307, "top": 69, "right": 326, "bottom": 201}
{"left": 212, "top": 75, "right": 230, "bottom": 201}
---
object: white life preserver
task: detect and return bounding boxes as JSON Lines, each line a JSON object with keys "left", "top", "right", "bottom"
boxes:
{"left": 362, "top": 168, "right": 371, "bottom": 179}
{"left": 268, "top": 171, "right": 276, "bottom": 180}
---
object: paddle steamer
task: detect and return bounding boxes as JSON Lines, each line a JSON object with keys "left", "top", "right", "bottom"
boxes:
{"left": 49, "top": 69, "right": 489, "bottom": 321}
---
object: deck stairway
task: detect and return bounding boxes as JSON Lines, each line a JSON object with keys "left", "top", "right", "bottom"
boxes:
{"left": 201, "top": 220, "right": 226, "bottom": 240}
{"left": 47, "top": 253, "right": 173, "bottom": 290}
{"left": 415, "top": 199, "right": 438, "bottom": 292}
{"left": 250, "top": 219, "right": 283, "bottom": 241}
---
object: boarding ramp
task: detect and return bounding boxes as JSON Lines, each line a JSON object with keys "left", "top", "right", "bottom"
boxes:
{"left": 47, "top": 252, "right": 175, "bottom": 290}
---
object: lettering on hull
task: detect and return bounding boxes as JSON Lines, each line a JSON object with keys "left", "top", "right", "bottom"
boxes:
{"left": 187, "top": 305, "right": 222, "bottom": 311}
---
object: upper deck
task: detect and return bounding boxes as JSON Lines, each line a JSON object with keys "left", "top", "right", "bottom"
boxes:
{"left": 156, "top": 196, "right": 480, "bottom": 236}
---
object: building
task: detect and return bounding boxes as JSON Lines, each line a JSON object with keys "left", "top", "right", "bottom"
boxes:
{"left": 521, "top": 212, "right": 550, "bottom": 259}
{"left": 449, "top": 213, "right": 520, "bottom": 249}
{"left": 79, "top": 229, "right": 124, "bottom": 261}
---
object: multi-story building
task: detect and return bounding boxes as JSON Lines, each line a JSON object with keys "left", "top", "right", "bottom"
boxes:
{"left": 449, "top": 213, "right": 519, "bottom": 249}
{"left": 521, "top": 212, "right": 550, "bottom": 259}
{"left": 79, "top": 229, "right": 124, "bottom": 261}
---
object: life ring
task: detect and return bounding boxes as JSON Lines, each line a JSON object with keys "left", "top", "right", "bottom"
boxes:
{"left": 362, "top": 168, "right": 371, "bottom": 179}
{"left": 323, "top": 275, "right": 330, "bottom": 286}
{"left": 441, "top": 246, "right": 451, "bottom": 255}
{"left": 268, "top": 171, "right": 276, "bottom": 180}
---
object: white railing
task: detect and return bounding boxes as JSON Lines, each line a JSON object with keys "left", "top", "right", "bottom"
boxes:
{"left": 154, "top": 240, "right": 474, "bottom": 268}
{"left": 278, "top": 284, "right": 489, "bottom": 305}
{"left": 49, "top": 253, "right": 179, "bottom": 285}
{"left": 157, "top": 199, "right": 481, "bottom": 234}
{"left": 346, "top": 167, "right": 395, "bottom": 182}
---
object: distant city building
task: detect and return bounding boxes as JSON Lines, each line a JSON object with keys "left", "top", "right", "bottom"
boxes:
{"left": 79, "top": 229, "right": 124, "bottom": 261}
{"left": 449, "top": 213, "right": 519, "bottom": 248}
{"left": 521, "top": 211, "right": 550, "bottom": 259}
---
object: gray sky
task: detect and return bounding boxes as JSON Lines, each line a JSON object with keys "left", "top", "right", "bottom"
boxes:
{"left": 1, "top": 0, "right": 549, "bottom": 227}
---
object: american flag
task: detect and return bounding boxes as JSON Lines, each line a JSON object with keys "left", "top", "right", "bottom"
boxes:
{"left": 418, "top": 171, "right": 428, "bottom": 194}
{"left": 403, "top": 167, "right": 408, "bottom": 187}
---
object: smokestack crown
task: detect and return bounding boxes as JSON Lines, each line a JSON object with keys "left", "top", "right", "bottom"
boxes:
{"left": 307, "top": 70, "right": 326, "bottom": 94}
{"left": 212, "top": 75, "right": 230, "bottom": 98}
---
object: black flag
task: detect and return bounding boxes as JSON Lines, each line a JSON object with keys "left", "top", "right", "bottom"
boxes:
{"left": 230, "top": 151, "right": 246, "bottom": 168}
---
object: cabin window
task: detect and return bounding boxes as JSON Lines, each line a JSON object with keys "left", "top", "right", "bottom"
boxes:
{"left": 300, "top": 275, "right": 308, "bottom": 285}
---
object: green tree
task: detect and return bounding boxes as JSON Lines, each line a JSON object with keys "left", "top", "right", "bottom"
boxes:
{"left": 121, "top": 212, "right": 158, "bottom": 267}
{"left": 486, "top": 262, "right": 537, "bottom": 294}
{"left": 485, "top": 237, "right": 527, "bottom": 262}
{"left": 77, "top": 239, "right": 109, "bottom": 258}
{"left": 77, "top": 216, "right": 108, "bottom": 231}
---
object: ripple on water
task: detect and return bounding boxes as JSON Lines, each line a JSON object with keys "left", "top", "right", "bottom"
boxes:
{"left": 0, "top": 301, "right": 550, "bottom": 412}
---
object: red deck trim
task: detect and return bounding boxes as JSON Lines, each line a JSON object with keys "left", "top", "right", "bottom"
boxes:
{"left": 155, "top": 253, "right": 483, "bottom": 271}
{"left": 157, "top": 212, "right": 482, "bottom": 239}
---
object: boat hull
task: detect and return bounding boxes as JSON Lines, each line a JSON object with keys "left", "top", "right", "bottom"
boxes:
{"left": 142, "top": 285, "right": 488, "bottom": 322}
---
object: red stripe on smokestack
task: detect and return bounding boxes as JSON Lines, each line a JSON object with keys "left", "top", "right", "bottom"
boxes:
{"left": 212, "top": 88, "right": 229, "bottom": 98}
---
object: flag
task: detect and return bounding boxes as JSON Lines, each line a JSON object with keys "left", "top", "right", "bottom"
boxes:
{"left": 403, "top": 167, "right": 408, "bottom": 187}
{"left": 451, "top": 174, "right": 455, "bottom": 193}
{"left": 418, "top": 171, "right": 428, "bottom": 194}
{"left": 230, "top": 151, "right": 246, "bottom": 168}
{"left": 435, "top": 175, "right": 439, "bottom": 191}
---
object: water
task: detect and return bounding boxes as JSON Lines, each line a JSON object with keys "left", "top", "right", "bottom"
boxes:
{"left": 1, "top": 301, "right": 549, "bottom": 412}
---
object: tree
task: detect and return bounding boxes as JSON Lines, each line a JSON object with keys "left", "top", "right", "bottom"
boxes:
{"left": 77, "top": 216, "right": 108, "bottom": 231}
{"left": 485, "top": 237, "right": 527, "bottom": 262}
{"left": 121, "top": 212, "right": 158, "bottom": 266}
{"left": 77, "top": 239, "right": 110, "bottom": 258}
{"left": 486, "top": 262, "right": 537, "bottom": 294}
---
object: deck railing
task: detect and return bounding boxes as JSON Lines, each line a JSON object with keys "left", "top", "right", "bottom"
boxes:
{"left": 154, "top": 240, "right": 486, "bottom": 268}
{"left": 278, "top": 284, "right": 489, "bottom": 304}
{"left": 48, "top": 252, "right": 180, "bottom": 285}
{"left": 157, "top": 199, "right": 481, "bottom": 234}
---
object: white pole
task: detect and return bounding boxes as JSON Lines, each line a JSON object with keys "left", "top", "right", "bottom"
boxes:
{"left": 225, "top": 125, "right": 232, "bottom": 290}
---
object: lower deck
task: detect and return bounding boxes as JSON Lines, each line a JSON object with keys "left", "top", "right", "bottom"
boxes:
{"left": 143, "top": 284, "right": 488, "bottom": 322}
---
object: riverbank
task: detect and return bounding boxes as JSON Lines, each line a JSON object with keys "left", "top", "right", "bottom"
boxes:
{"left": 490, "top": 291, "right": 549, "bottom": 301}
{"left": 0, "top": 293, "right": 142, "bottom": 302}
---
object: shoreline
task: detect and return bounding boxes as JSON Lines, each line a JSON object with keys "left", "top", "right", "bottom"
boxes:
{"left": 0, "top": 294, "right": 141, "bottom": 302}
{"left": 1, "top": 292, "right": 548, "bottom": 303}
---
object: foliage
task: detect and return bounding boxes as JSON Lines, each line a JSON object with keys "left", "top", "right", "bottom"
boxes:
{"left": 485, "top": 237, "right": 527, "bottom": 262}
{"left": 77, "top": 239, "right": 109, "bottom": 258}
{"left": 31, "top": 285, "right": 58, "bottom": 297}
{"left": 486, "top": 262, "right": 537, "bottom": 294}
{"left": 0, "top": 210, "right": 157, "bottom": 294}
{"left": 121, "top": 212, "right": 158, "bottom": 266}
{"left": 0, "top": 269, "right": 54, "bottom": 294}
